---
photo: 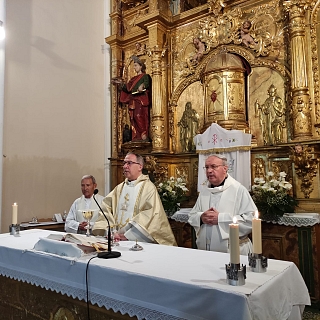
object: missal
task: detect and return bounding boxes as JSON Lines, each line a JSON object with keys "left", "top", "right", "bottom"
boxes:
{"left": 47, "top": 233, "right": 109, "bottom": 253}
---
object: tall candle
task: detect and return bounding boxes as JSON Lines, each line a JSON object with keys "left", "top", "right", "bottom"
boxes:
{"left": 229, "top": 217, "right": 240, "bottom": 264}
{"left": 252, "top": 211, "right": 262, "bottom": 254}
{"left": 12, "top": 203, "right": 18, "bottom": 225}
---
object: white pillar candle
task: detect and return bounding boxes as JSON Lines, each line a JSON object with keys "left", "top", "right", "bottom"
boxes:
{"left": 229, "top": 217, "right": 240, "bottom": 264}
{"left": 252, "top": 211, "right": 262, "bottom": 254}
{"left": 12, "top": 203, "right": 18, "bottom": 225}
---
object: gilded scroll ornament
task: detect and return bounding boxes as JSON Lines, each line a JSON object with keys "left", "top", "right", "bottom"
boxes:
{"left": 151, "top": 123, "right": 165, "bottom": 148}
{"left": 290, "top": 144, "right": 320, "bottom": 198}
{"left": 144, "top": 155, "right": 168, "bottom": 185}
{"left": 178, "top": 102, "right": 199, "bottom": 152}
{"left": 255, "top": 84, "right": 286, "bottom": 145}
{"left": 208, "top": 0, "right": 225, "bottom": 16}
{"left": 291, "top": 96, "right": 312, "bottom": 137}
{"left": 252, "top": 158, "right": 266, "bottom": 179}
{"left": 176, "top": 1, "right": 284, "bottom": 77}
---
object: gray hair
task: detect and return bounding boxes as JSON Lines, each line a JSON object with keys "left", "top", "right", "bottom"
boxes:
{"left": 207, "top": 155, "right": 228, "bottom": 166}
{"left": 126, "top": 152, "right": 144, "bottom": 167}
{"left": 81, "top": 175, "right": 96, "bottom": 184}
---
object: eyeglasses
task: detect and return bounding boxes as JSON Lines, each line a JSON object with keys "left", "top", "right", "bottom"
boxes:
{"left": 123, "top": 161, "right": 141, "bottom": 166}
{"left": 204, "top": 165, "right": 225, "bottom": 171}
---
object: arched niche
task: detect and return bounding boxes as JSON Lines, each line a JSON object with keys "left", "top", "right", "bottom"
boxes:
{"left": 175, "top": 81, "right": 204, "bottom": 153}
{"left": 249, "top": 66, "right": 288, "bottom": 146}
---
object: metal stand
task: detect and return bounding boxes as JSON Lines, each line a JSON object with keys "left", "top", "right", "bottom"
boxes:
{"left": 225, "top": 263, "right": 246, "bottom": 286}
{"left": 9, "top": 224, "right": 20, "bottom": 236}
{"left": 248, "top": 253, "right": 268, "bottom": 272}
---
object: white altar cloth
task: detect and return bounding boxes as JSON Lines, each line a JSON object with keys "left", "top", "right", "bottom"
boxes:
{"left": 0, "top": 229, "right": 310, "bottom": 320}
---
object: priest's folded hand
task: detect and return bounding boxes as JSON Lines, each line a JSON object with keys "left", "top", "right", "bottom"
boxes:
{"left": 201, "top": 208, "right": 219, "bottom": 225}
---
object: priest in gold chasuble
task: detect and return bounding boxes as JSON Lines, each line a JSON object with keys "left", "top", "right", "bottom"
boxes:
{"left": 93, "top": 153, "right": 177, "bottom": 246}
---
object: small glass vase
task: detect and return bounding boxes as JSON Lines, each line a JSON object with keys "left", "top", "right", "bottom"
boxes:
{"left": 164, "top": 204, "right": 180, "bottom": 217}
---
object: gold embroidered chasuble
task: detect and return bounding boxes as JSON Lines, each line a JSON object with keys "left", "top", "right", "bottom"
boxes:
{"left": 92, "top": 174, "right": 177, "bottom": 246}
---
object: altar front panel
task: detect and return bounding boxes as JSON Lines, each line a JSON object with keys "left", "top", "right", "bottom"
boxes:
{"left": 0, "top": 275, "right": 134, "bottom": 320}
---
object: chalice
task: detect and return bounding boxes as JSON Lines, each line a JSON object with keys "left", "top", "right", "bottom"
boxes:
{"left": 83, "top": 210, "right": 94, "bottom": 237}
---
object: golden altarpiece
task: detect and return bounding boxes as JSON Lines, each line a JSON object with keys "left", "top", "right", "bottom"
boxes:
{"left": 108, "top": 0, "right": 320, "bottom": 207}
{"left": 106, "top": 0, "right": 320, "bottom": 304}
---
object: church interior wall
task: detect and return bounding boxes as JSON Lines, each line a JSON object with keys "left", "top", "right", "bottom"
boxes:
{"left": 0, "top": 0, "right": 106, "bottom": 232}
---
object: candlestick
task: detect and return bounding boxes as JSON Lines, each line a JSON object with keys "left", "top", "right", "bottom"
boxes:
{"left": 252, "top": 211, "right": 262, "bottom": 254}
{"left": 229, "top": 217, "right": 240, "bottom": 264}
{"left": 12, "top": 203, "right": 18, "bottom": 225}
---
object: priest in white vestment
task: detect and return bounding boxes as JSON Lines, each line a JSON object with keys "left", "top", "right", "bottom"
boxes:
{"left": 65, "top": 175, "right": 104, "bottom": 234}
{"left": 92, "top": 152, "right": 177, "bottom": 246}
{"left": 188, "top": 155, "right": 257, "bottom": 254}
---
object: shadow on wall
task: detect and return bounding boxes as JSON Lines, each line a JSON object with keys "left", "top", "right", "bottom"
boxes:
{"left": 1, "top": 156, "right": 104, "bottom": 233}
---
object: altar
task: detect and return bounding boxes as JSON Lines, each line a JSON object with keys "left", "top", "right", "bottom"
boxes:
{"left": 0, "top": 229, "right": 310, "bottom": 319}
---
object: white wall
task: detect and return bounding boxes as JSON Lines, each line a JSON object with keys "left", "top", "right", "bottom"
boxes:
{"left": 1, "top": 0, "right": 106, "bottom": 231}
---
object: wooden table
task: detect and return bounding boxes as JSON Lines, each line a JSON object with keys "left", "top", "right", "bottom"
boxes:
{"left": 20, "top": 218, "right": 65, "bottom": 232}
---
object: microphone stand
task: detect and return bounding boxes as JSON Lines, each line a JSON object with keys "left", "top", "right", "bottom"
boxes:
{"left": 93, "top": 191, "right": 121, "bottom": 259}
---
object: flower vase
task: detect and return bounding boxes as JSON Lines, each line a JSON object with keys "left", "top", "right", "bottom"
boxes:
{"left": 165, "top": 204, "right": 180, "bottom": 217}
{"left": 259, "top": 209, "right": 283, "bottom": 222}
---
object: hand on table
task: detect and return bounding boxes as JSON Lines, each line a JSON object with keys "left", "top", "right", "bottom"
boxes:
{"left": 113, "top": 232, "right": 128, "bottom": 241}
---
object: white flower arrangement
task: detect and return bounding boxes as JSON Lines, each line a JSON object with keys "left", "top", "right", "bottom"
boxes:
{"left": 251, "top": 171, "right": 297, "bottom": 221}
{"left": 157, "top": 177, "right": 188, "bottom": 217}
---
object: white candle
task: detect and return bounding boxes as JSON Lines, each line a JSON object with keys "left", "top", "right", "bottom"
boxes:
{"left": 12, "top": 203, "right": 18, "bottom": 225}
{"left": 229, "top": 217, "right": 240, "bottom": 264}
{"left": 252, "top": 211, "right": 262, "bottom": 254}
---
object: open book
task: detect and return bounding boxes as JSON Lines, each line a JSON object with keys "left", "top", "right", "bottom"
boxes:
{"left": 47, "top": 233, "right": 109, "bottom": 253}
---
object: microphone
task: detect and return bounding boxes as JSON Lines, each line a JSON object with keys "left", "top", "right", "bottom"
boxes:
{"left": 93, "top": 189, "right": 121, "bottom": 259}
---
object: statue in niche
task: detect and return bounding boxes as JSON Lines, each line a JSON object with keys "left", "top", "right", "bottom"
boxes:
{"left": 112, "top": 55, "right": 151, "bottom": 142}
{"left": 191, "top": 37, "right": 206, "bottom": 65}
{"left": 240, "top": 21, "right": 255, "bottom": 47}
{"left": 255, "top": 84, "right": 286, "bottom": 145}
{"left": 178, "top": 102, "right": 199, "bottom": 152}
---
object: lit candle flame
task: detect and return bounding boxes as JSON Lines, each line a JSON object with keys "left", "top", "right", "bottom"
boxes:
{"left": 233, "top": 216, "right": 237, "bottom": 224}
{"left": 255, "top": 211, "right": 259, "bottom": 219}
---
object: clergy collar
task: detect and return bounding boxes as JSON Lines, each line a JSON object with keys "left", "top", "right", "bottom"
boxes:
{"left": 126, "top": 174, "right": 143, "bottom": 185}
{"left": 210, "top": 175, "right": 228, "bottom": 188}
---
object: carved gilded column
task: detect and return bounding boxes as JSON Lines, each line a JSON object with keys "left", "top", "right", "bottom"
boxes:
{"left": 284, "top": 1, "right": 313, "bottom": 140}
{"left": 169, "top": 102, "right": 177, "bottom": 153}
{"left": 147, "top": 24, "right": 168, "bottom": 153}
{"left": 110, "top": 45, "right": 123, "bottom": 157}
{"left": 110, "top": 0, "right": 122, "bottom": 36}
